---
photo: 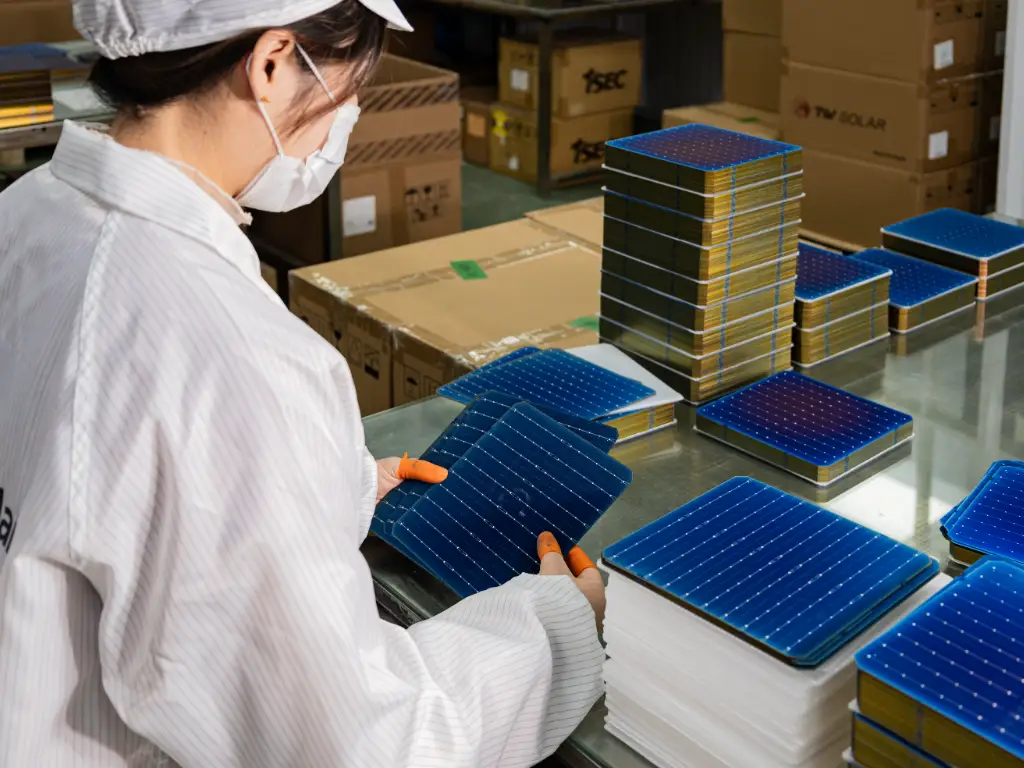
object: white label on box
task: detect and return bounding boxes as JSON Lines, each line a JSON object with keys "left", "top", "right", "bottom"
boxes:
{"left": 991, "top": 115, "right": 1002, "bottom": 141}
{"left": 934, "top": 39, "right": 955, "bottom": 70}
{"left": 928, "top": 130, "right": 949, "bottom": 160}
{"left": 510, "top": 68, "right": 530, "bottom": 92}
{"left": 343, "top": 195, "right": 377, "bottom": 237}
{"left": 996, "top": 31, "right": 1007, "bottom": 57}
{"left": 508, "top": 156, "right": 520, "bottom": 171}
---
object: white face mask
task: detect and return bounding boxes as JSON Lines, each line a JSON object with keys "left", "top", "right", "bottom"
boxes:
{"left": 237, "top": 45, "right": 360, "bottom": 213}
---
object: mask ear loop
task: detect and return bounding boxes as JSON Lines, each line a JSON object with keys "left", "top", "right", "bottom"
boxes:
{"left": 247, "top": 54, "right": 286, "bottom": 157}
{"left": 294, "top": 43, "right": 337, "bottom": 104}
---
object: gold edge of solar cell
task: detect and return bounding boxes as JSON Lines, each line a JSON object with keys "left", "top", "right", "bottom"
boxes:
{"left": 858, "top": 673, "right": 1018, "bottom": 768}
{"left": 893, "top": 284, "right": 978, "bottom": 332}
{"left": 704, "top": 150, "right": 804, "bottom": 195}
{"left": 601, "top": 557, "right": 805, "bottom": 665}
{"left": 794, "top": 331, "right": 890, "bottom": 368}
{"left": 697, "top": 421, "right": 819, "bottom": 484}
{"left": 796, "top": 279, "right": 892, "bottom": 328}
{"left": 602, "top": 219, "right": 801, "bottom": 282}
{"left": 981, "top": 260, "right": 1024, "bottom": 299}
{"left": 700, "top": 199, "right": 804, "bottom": 246}
{"left": 794, "top": 315, "right": 890, "bottom": 365}
{"left": 880, "top": 233, "right": 985, "bottom": 278}
{"left": 705, "top": 175, "right": 806, "bottom": 220}
{"left": 795, "top": 302, "right": 889, "bottom": 339}
{"left": 852, "top": 717, "right": 918, "bottom": 767}
{"left": 948, "top": 542, "right": 984, "bottom": 565}
{"left": 601, "top": 296, "right": 795, "bottom": 357}
{"left": 819, "top": 429, "right": 909, "bottom": 485}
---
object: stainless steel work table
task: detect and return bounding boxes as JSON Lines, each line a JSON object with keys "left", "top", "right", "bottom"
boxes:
{"left": 361, "top": 292, "right": 1024, "bottom": 768}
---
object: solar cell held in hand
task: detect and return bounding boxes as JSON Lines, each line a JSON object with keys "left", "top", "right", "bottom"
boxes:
{"left": 856, "top": 559, "right": 1024, "bottom": 768}
{"left": 437, "top": 348, "right": 655, "bottom": 420}
{"left": 393, "top": 402, "right": 632, "bottom": 597}
{"left": 373, "top": 391, "right": 618, "bottom": 539}
{"left": 695, "top": 371, "right": 914, "bottom": 485}
{"left": 603, "top": 477, "right": 937, "bottom": 666}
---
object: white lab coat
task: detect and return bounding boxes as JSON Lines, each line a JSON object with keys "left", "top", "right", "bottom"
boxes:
{"left": 0, "top": 122, "right": 604, "bottom": 767}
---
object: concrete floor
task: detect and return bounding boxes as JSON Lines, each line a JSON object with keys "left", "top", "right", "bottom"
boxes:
{"left": 461, "top": 162, "right": 601, "bottom": 231}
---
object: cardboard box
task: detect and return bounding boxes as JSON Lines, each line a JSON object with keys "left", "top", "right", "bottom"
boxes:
{"left": 525, "top": 198, "right": 604, "bottom": 249}
{"left": 341, "top": 156, "right": 462, "bottom": 256}
{"left": 461, "top": 86, "right": 496, "bottom": 166}
{"left": 724, "top": 0, "right": 781, "bottom": 36}
{"left": 782, "top": 0, "right": 1007, "bottom": 82}
{"left": 289, "top": 219, "right": 600, "bottom": 414}
{"left": 781, "top": 63, "right": 1002, "bottom": 173}
{"left": 801, "top": 149, "right": 984, "bottom": 249}
{"left": 489, "top": 104, "right": 633, "bottom": 183}
{"left": 0, "top": 1, "right": 79, "bottom": 46}
{"left": 499, "top": 33, "right": 643, "bottom": 119}
{"left": 662, "top": 102, "right": 781, "bottom": 140}
{"left": 347, "top": 54, "right": 461, "bottom": 169}
{"left": 724, "top": 32, "right": 783, "bottom": 113}
{"left": 260, "top": 261, "right": 278, "bottom": 293}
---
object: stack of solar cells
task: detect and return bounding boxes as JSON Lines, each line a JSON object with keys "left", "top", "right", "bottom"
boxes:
{"left": 374, "top": 390, "right": 632, "bottom": 597}
{"left": 849, "top": 248, "right": 980, "bottom": 334}
{"left": 938, "top": 459, "right": 1024, "bottom": 567}
{"left": 436, "top": 346, "right": 683, "bottom": 442}
{"left": 597, "top": 124, "right": 804, "bottom": 404}
{"left": 793, "top": 244, "right": 891, "bottom": 368}
{"left": 695, "top": 371, "right": 914, "bottom": 486}
{"left": 852, "top": 558, "right": 1024, "bottom": 768}
{"left": 601, "top": 477, "right": 941, "bottom": 768}
{"left": 881, "top": 209, "right": 1024, "bottom": 302}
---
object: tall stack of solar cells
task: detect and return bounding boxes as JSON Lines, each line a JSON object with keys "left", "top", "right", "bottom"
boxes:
{"left": 792, "top": 244, "right": 892, "bottom": 369}
{"left": 601, "top": 477, "right": 942, "bottom": 768}
{"left": 598, "top": 124, "right": 802, "bottom": 404}
{"left": 851, "top": 559, "right": 1024, "bottom": 768}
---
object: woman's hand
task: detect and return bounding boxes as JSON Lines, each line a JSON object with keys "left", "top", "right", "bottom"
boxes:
{"left": 376, "top": 453, "right": 448, "bottom": 503}
{"left": 537, "top": 532, "right": 605, "bottom": 632}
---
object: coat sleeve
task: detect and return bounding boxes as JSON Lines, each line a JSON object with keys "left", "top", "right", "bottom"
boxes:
{"left": 73, "top": 348, "right": 605, "bottom": 768}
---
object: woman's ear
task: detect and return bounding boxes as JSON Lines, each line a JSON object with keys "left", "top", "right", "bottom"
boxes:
{"left": 247, "top": 30, "right": 299, "bottom": 102}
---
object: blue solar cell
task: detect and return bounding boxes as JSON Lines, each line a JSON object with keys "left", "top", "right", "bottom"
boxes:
{"left": 605, "top": 125, "right": 800, "bottom": 173}
{"left": 856, "top": 558, "right": 1024, "bottom": 761}
{"left": 393, "top": 402, "right": 632, "bottom": 597}
{"left": 373, "top": 391, "right": 618, "bottom": 539}
{"left": 696, "top": 371, "right": 913, "bottom": 468}
{"left": 795, "top": 243, "right": 892, "bottom": 302}
{"left": 437, "top": 348, "right": 656, "bottom": 420}
{"left": 944, "top": 464, "right": 1024, "bottom": 564}
{"left": 883, "top": 208, "right": 1024, "bottom": 260}
{"left": 850, "top": 249, "right": 978, "bottom": 308}
{"left": 941, "top": 460, "right": 1024, "bottom": 533}
{"left": 603, "top": 477, "right": 938, "bottom": 666}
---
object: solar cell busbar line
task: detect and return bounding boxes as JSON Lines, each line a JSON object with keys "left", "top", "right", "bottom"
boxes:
{"left": 598, "top": 124, "right": 803, "bottom": 404}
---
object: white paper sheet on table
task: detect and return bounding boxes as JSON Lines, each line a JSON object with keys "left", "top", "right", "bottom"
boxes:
{"left": 568, "top": 343, "right": 683, "bottom": 415}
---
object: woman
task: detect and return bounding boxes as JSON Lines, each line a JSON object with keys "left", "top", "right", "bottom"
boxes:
{"left": 0, "top": 0, "right": 605, "bottom": 765}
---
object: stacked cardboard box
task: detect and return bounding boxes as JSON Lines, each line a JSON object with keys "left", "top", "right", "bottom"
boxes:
{"left": 723, "top": 0, "right": 782, "bottom": 113}
{"left": 460, "top": 85, "right": 496, "bottom": 167}
{"left": 489, "top": 32, "right": 641, "bottom": 183}
{"left": 0, "top": 0, "right": 78, "bottom": 46}
{"left": 249, "top": 54, "right": 462, "bottom": 262}
{"left": 597, "top": 125, "right": 801, "bottom": 404}
{"left": 782, "top": 0, "right": 1007, "bottom": 249}
{"left": 662, "top": 101, "right": 781, "bottom": 140}
{"left": 288, "top": 218, "right": 602, "bottom": 415}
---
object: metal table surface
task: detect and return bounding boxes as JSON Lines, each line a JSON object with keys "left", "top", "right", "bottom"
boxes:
{"left": 362, "top": 294, "right": 1024, "bottom": 767}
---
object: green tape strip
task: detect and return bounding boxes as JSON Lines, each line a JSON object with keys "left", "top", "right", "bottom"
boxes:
{"left": 450, "top": 260, "right": 487, "bottom": 280}
{"left": 571, "top": 316, "right": 600, "bottom": 332}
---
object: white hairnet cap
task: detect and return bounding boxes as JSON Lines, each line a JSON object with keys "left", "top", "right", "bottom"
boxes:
{"left": 73, "top": 0, "right": 413, "bottom": 59}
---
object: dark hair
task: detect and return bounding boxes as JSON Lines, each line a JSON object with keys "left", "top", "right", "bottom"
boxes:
{"left": 89, "top": 0, "right": 386, "bottom": 131}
